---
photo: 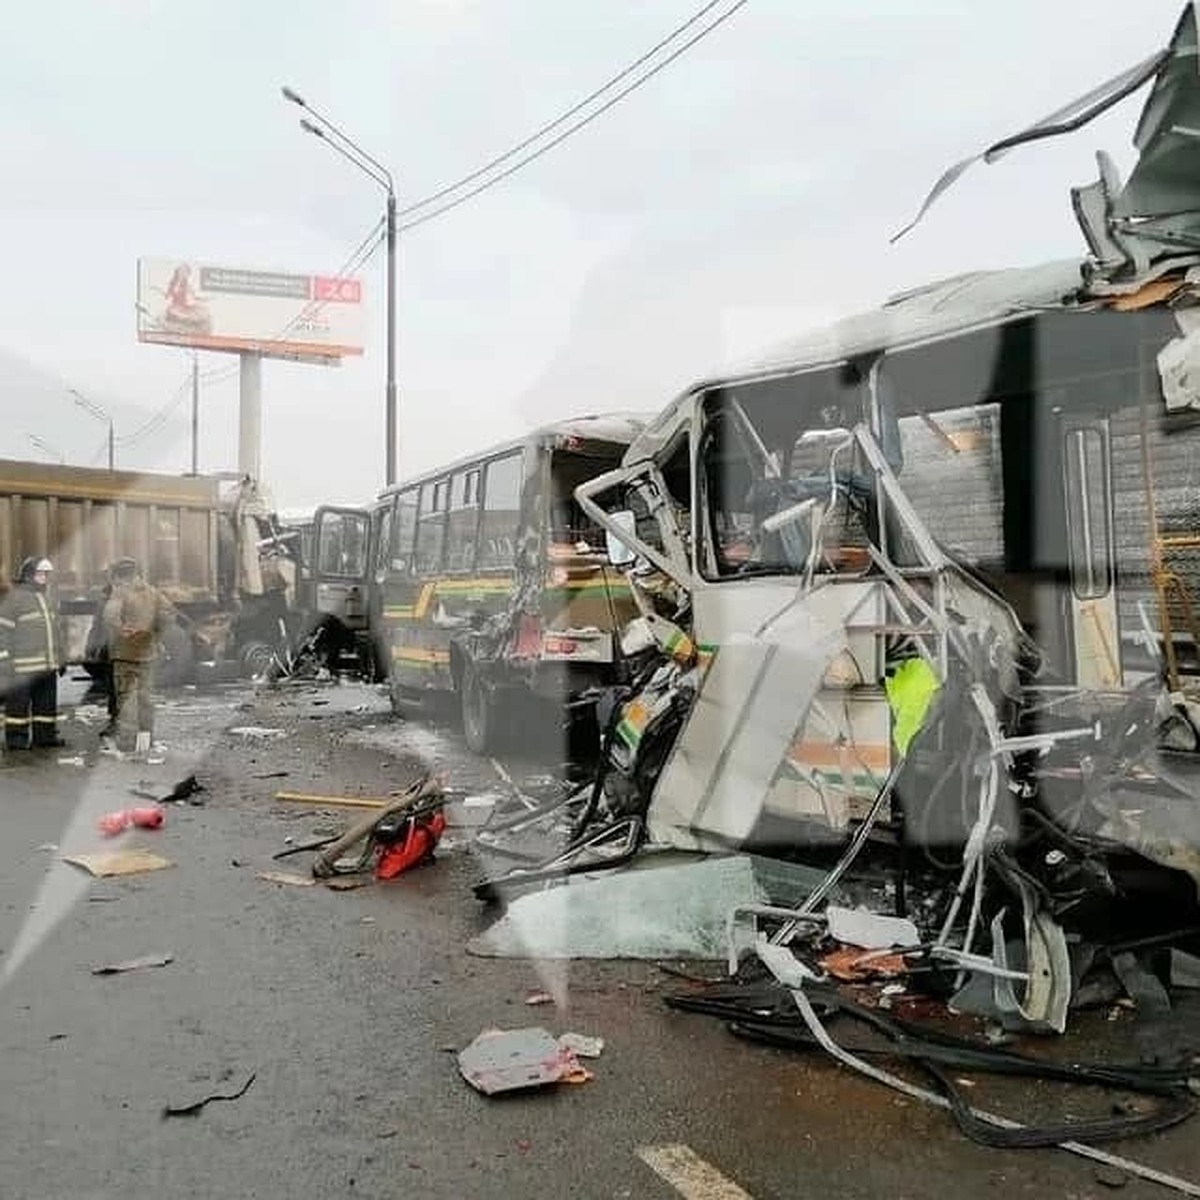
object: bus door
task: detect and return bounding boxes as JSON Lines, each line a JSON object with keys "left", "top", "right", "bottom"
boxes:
{"left": 312, "top": 505, "right": 371, "bottom": 638}
{"left": 391, "top": 477, "right": 454, "bottom": 691}
{"left": 1061, "top": 418, "right": 1122, "bottom": 689}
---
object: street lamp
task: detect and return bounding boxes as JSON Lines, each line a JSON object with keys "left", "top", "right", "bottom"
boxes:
{"left": 70, "top": 388, "right": 115, "bottom": 471}
{"left": 282, "top": 85, "right": 399, "bottom": 486}
{"left": 27, "top": 434, "right": 64, "bottom": 464}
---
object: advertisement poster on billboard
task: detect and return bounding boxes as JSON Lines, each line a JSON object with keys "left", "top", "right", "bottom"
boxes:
{"left": 137, "top": 259, "right": 365, "bottom": 360}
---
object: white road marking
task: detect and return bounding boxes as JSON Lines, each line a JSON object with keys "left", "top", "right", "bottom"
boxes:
{"left": 637, "top": 1144, "right": 758, "bottom": 1200}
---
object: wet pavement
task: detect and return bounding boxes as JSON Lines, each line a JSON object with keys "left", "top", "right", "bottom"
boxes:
{"left": 1, "top": 676, "right": 1198, "bottom": 1199}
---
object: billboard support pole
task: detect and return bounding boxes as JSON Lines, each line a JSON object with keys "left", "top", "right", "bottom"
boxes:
{"left": 190, "top": 353, "right": 200, "bottom": 476}
{"left": 238, "top": 352, "right": 262, "bottom": 483}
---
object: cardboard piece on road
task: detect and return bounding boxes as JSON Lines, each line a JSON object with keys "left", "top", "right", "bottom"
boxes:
{"left": 457, "top": 1027, "right": 583, "bottom": 1095}
{"left": 64, "top": 849, "right": 175, "bottom": 878}
{"left": 257, "top": 870, "right": 316, "bottom": 887}
{"left": 92, "top": 953, "right": 174, "bottom": 976}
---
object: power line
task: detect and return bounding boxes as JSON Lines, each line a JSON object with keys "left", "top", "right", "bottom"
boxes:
{"left": 398, "top": 0, "right": 729, "bottom": 219}
{"left": 116, "top": 372, "right": 192, "bottom": 447}
{"left": 200, "top": 217, "right": 386, "bottom": 387}
{"left": 399, "top": 0, "right": 751, "bottom": 232}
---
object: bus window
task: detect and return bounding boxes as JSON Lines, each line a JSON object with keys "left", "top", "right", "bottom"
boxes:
{"left": 394, "top": 488, "right": 418, "bottom": 573}
{"left": 373, "top": 500, "right": 395, "bottom": 579}
{"left": 1064, "top": 423, "right": 1113, "bottom": 601}
{"left": 317, "top": 510, "right": 369, "bottom": 578}
{"left": 413, "top": 478, "right": 449, "bottom": 575}
{"left": 446, "top": 469, "right": 482, "bottom": 572}
{"left": 478, "top": 453, "right": 522, "bottom": 570}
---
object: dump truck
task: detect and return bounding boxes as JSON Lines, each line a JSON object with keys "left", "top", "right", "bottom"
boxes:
{"left": 0, "top": 458, "right": 305, "bottom": 683}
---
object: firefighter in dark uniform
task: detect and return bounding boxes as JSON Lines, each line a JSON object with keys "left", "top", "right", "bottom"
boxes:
{"left": 0, "top": 557, "right": 66, "bottom": 750}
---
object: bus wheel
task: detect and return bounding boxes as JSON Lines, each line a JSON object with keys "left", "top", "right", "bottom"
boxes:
{"left": 239, "top": 640, "right": 276, "bottom": 679}
{"left": 461, "top": 660, "right": 496, "bottom": 755}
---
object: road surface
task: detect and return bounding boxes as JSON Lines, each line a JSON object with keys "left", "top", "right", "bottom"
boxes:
{"left": 1, "top": 676, "right": 1197, "bottom": 1200}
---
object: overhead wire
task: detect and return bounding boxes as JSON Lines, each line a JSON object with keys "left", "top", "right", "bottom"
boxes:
{"left": 199, "top": 216, "right": 386, "bottom": 388}
{"left": 116, "top": 372, "right": 192, "bottom": 448}
{"left": 92, "top": 5, "right": 748, "bottom": 455}
{"left": 398, "top": 0, "right": 752, "bottom": 232}
{"left": 397, "top": 0, "right": 730, "bottom": 219}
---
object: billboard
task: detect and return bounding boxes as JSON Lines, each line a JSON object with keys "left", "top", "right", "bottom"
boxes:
{"left": 137, "top": 259, "right": 365, "bottom": 360}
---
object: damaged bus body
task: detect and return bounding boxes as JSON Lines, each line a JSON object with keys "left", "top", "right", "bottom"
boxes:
{"left": 362, "top": 415, "right": 646, "bottom": 751}
{"left": 576, "top": 4, "right": 1200, "bottom": 896}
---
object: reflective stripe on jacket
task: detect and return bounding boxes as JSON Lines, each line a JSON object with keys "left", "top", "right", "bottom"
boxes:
{"left": 0, "top": 587, "right": 61, "bottom": 675}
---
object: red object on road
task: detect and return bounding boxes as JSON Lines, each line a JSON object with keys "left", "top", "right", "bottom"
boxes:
{"left": 375, "top": 812, "right": 446, "bottom": 879}
{"left": 97, "top": 806, "right": 165, "bottom": 837}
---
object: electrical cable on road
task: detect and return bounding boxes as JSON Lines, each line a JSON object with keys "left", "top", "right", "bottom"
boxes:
{"left": 397, "top": 0, "right": 731, "bottom": 220}
{"left": 398, "top": 0, "right": 752, "bottom": 232}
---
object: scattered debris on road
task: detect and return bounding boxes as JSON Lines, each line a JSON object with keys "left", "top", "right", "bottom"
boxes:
{"left": 457, "top": 1028, "right": 591, "bottom": 1096}
{"left": 229, "top": 726, "right": 286, "bottom": 740}
{"left": 162, "top": 1072, "right": 257, "bottom": 1118}
{"left": 275, "top": 790, "right": 386, "bottom": 811}
{"left": 558, "top": 1032, "right": 604, "bottom": 1059}
{"left": 97, "top": 806, "right": 165, "bottom": 837}
{"left": 257, "top": 870, "right": 316, "bottom": 888}
{"left": 91, "top": 953, "right": 174, "bottom": 976}
{"left": 64, "top": 850, "right": 174, "bottom": 878}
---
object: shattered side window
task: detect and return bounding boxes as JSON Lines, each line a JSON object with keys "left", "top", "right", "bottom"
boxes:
{"left": 698, "top": 377, "right": 867, "bottom": 579}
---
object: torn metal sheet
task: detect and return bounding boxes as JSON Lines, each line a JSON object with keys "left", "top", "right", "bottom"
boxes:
{"left": 468, "top": 855, "right": 825, "bottom": 961}
{"left": 895, "top": 4, "right": 1200, "bottom": 285}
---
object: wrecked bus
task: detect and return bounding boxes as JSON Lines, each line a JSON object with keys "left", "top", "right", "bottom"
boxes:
{"left": 580, "top": 273, "right": 1200, "bottom": 854}
{"left": 319, "top": 415, "right": 646, "bottom": 751}
{"left": 472, "top": 3, "right": 1200, "bottom": 1059}
{"left": 578, "top": 92, "right": 1200, "bottom": 863}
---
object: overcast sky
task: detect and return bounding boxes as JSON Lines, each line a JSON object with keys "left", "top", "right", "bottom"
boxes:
{"left": 0, "top": 0, "right": 1188, "bottom": 509}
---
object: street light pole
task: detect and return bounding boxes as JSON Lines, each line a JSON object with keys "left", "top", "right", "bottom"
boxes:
{"left": 385, "top": 189, "right": 397, "bottom": 487}
{"left": 284, "top": 86, "right": 399, "bottom": 486}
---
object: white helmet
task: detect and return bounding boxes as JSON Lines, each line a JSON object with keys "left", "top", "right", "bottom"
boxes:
{"left": 35, "top": 558, "right": 53, "bottom": 573}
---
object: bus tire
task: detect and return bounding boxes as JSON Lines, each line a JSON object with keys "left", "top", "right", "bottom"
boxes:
{"left": 461, "top": 659, "right": 496, "bottom": 755}
{"left": 239, "top": 639, "right": 275, "bottom": 679}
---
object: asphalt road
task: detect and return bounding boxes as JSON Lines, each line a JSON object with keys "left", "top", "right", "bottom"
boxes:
{"left": 1, "top": 676, "right": 1199, "bottom": 1200}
